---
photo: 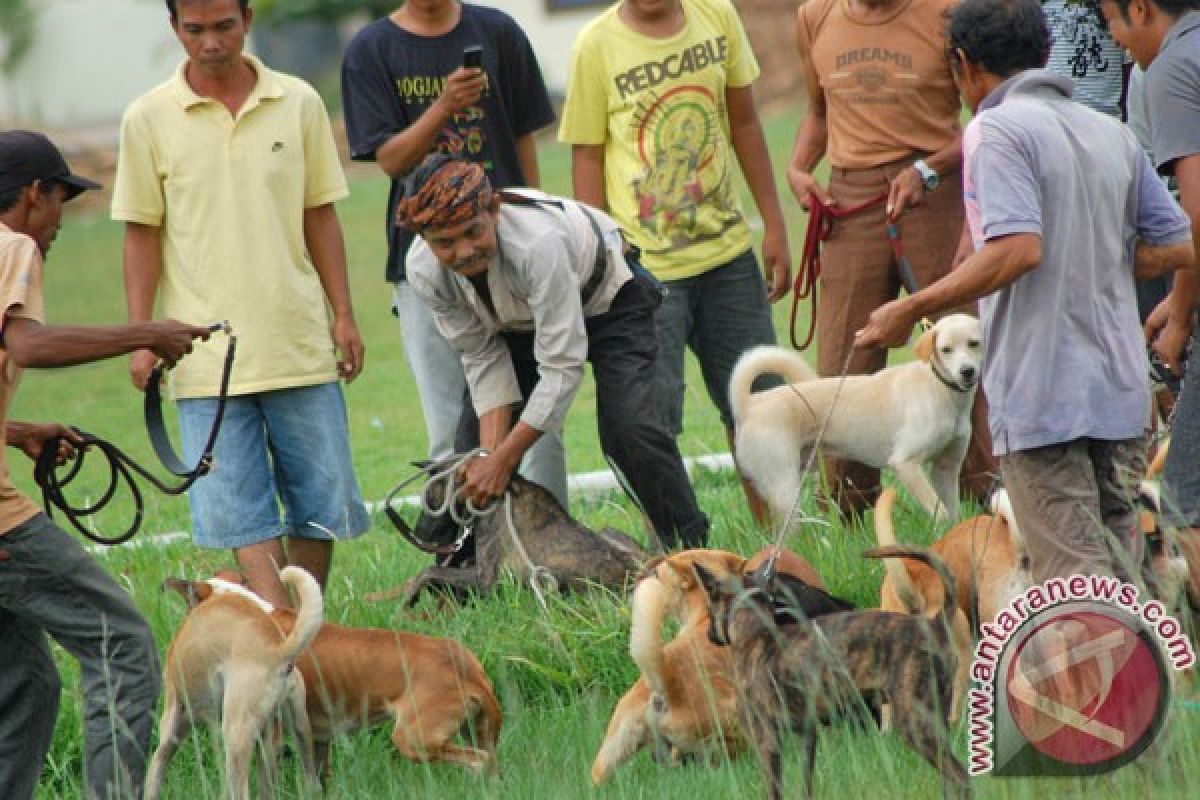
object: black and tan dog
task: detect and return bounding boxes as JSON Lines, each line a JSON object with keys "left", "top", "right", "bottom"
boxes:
{"left": 591, "top": 546, "right": 851, "bottom": 784}
{"left": 374, "top": 463, "right": 648, "bottom": 606}
{"left": 694, "top": 545, "right": 970, "bottom": 800}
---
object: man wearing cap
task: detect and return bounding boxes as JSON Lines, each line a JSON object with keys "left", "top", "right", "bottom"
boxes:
{"left": 401, "top": 153, "right": 710, "bottom": 549}
{"left": 0, "top": 130, "right": 210, "bottom": 800}
{"left": 113, "top": 0, "right": 370, "bottom": 607}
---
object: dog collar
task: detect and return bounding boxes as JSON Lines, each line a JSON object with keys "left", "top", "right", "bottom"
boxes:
{"left": 929, "top": 352, "right": 971, "bottom": 394}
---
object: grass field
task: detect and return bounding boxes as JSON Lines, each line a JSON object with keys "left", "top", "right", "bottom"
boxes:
{"left": 16, "top": 110, "right": 1200, "bottom": 799}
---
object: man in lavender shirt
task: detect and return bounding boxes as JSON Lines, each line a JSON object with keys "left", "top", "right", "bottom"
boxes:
{"left": 858, "top": 0, "right": 1193, "bottom": 586}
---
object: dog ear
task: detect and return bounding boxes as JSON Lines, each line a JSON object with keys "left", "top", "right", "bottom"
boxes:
{"left": 162, "top": 577, "right": 208, "bottom": 609}
{"left": 691, "top": 562, "right": 722, "bottom": 601}
{"left": 914, "top": 325, "right": 937, "bottom": 362}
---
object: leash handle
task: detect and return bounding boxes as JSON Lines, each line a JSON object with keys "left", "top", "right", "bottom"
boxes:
{"left": 885, "top": 222, "right": 921, "bottom": 296}
{"left": 791, "top": 191, "right": 889, "bottom": 350}
{"left": 144, "top": 325, "right": 236, "bottom": 484}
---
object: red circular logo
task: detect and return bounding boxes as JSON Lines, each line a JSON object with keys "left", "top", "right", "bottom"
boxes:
{"left": 1006, "top": 610, "right": 1164, "bottom": 766}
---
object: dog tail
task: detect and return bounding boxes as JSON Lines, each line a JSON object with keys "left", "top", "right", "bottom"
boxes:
{"left": 474, "top": 676, "right": 503, "bottom": 768}
{"left": 864, "top": 545, "right": 957, "bottom": 631}
{"left": 276, "top": 566, "right": 323, "bottom": 665}
{"left": 873, "top": 489, "right": 926, "bottom": 614}
{"left": 988, "top": 487, "right": 1024, "bottom": 552}
{"left": 728, "top": 345, "right": 818, "bottom": 423}
{"left": 629, "top": 566, "right": 671, "bottom": 699}
{"left": 1148, "top": 438, "right": 1169, "bottom": 479}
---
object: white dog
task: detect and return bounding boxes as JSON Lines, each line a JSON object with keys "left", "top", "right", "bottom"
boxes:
{"left": 730, "top": 313, "right": 983, "bottom": 528}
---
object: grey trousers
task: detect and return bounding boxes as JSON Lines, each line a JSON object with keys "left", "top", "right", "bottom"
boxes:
{"left": 1163, "top": 328, "right": 1200, "bottom": 527}
{"left": 393, "top": 280, "right": 570, "bottom": 506}
{"left": 999, "top": 436, "right": 1148, "bottom": 585}
{"left": 0, "top": 514, "right": 161, "bottom": 800}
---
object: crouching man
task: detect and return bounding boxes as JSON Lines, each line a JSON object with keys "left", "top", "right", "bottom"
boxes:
{"left": 0, "top": 130, "right": 210, "bottom": 800}
{"left": 399, "top": 153, "right": 709, "bottom": 550}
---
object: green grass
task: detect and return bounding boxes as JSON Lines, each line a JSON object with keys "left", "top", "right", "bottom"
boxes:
{"left": 18, "top": 110, "right": 1200, "bottom": 798}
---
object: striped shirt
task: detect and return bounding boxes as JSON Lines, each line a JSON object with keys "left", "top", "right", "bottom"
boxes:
{"left": 1042, "top": 0, "right": 1125, "bottom": 118}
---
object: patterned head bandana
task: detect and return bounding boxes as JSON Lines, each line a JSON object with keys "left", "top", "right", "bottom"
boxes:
{"left": 395, "top": 153, "right": 495, "bottom": 232}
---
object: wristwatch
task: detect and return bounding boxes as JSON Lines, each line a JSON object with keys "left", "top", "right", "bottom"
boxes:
{"left": 912, "top": 159, "right": 939, "bottom": 191}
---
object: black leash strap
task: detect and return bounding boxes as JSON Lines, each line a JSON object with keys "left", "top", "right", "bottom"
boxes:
{"left": 144, "top": 327, "right": 237, "bottom": 479}
{"left": 34, "top": 327, "right": 237, "bottom": 546}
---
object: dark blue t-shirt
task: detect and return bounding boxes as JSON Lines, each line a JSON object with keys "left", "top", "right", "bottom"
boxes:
{"left": 341, "top": 5, "right": 556, "bottom": 282}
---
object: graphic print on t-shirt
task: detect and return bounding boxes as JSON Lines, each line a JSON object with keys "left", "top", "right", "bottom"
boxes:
{"left": 825, "top": 46, "right": 921, "bottom": 107}
{"left": 1044, "top": 0, "right": 1111, "bottom": 81}
{"left": 396, "top": 73, "right": 495, "bottom": 170}
{"left": 623, "top": 37, "right": 742, "bottom": 252}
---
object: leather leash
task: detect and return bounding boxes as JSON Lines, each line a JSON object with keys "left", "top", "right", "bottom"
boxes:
{"left": 790, "top": 190, "right": 888, "bottom": 350}
{"left": 34, "top": 324, "right": 237, "bottom": 546}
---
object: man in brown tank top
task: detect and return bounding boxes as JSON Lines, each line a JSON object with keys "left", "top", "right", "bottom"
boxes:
{"left": 789, "top": 0, "right": 995, "bottom": 516}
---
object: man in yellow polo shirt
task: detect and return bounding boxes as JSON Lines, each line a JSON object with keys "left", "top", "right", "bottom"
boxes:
{"left": 113, "top": 0, "right": 368, "bottom": 607}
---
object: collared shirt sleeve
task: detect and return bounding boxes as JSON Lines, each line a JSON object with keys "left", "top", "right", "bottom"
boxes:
{"left": 1147, "top": 44, "right": 1200, "bottom": 172}
{"left": 407, "top": 245, "right": 523, "bottom": 418}
{"left": 975, "top": 117, "right": 1043, "bottom": 240}
{"left": 515, "top": 232, "right": 588, "bottom": 434}
{"left": 1134, "top": 146, "right": 1192, "bottom": 245}
{"left": 299, "top": 86, "right": 350, "bottom": 208}
{"left": 111, "top": 103, "right": 165, "bottom": 226}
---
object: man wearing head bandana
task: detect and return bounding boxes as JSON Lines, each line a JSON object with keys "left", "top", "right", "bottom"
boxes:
{"left": 401, "top": 153, "right": 710, "bottom": 550}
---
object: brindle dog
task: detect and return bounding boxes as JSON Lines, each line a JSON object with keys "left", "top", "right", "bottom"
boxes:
{"left": 693, "top": 545, "right": 970, "bottom": 800}
{"left": 380, "top": 460, "right": 648, "bottom": 606}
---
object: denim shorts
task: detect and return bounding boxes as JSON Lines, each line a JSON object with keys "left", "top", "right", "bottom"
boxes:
{"left": 177, "top": 382, "right": 370, "bottom": 549}
{"left": 653, "top": 249, "right": 779, "bottom": 433}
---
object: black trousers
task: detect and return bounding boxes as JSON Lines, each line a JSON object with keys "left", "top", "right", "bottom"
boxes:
{"left": 456, "top": 275, "right": 709, "bottom": 550}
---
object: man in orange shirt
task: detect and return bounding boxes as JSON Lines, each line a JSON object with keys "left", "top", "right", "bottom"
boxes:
{"left": 790, "top": 0, "right": 995, "bottom": 515}
{"left": 0, "top": 130, "right": 208, "bottom": 800}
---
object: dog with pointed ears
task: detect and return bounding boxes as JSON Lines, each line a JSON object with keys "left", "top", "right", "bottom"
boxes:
{"left": 694, "top": 545, "right": 971, "bottom": 800}
{"left": 730, "top": 313, "right": 982, "bottom": 529}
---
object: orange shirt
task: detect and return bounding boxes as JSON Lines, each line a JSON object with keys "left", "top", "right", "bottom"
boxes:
{"left": 797, "top": 0, "right": 961, "bottom": 169}
{"left": 0, "top": 222, "right": 46, "bottom": 535}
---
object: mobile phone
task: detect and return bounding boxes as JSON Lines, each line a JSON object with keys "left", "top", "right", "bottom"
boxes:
{"left": 462, "top": 45, "right": 483, "bottom": 70}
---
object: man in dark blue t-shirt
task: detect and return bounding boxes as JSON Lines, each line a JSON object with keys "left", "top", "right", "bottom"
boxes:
{"left": 341, "top": 0, "right": 566, "bottom": 503}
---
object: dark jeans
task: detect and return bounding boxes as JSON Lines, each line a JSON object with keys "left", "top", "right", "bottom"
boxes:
{"left": 0, "top": 514, "right": 160, "bottom": 800}
{"left": 456, "top": 274, "right": 710, "bottom": 549}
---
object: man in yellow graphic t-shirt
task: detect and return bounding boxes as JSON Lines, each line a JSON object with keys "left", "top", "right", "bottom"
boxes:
{"left": 560, "top": 0, "right": 791, "bottom": 525}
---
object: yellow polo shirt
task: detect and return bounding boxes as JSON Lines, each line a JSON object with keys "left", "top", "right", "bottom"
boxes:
{"left": 112, "top": 56, "right": 348, "bottom": 398}
{"left": 0, "top": 223, "right": 46, "bottom": 535}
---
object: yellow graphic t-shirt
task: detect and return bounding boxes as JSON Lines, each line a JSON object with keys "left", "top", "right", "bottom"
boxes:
{"left": 559, "top": 0, "right": 759, "bottom": 280}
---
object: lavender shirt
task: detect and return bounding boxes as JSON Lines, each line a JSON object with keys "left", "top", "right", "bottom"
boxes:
{"left": 962, "top": 70, "right": 1190, "bottom": 455}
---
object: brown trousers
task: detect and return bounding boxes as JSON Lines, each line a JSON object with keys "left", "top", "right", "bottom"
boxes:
{"left": 816, "top": 155, "right": 996, "bottom": 515}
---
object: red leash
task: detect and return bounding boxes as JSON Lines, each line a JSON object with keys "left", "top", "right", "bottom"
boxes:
{"left": 790, "top": 190, "right": 888, "bottom": 350}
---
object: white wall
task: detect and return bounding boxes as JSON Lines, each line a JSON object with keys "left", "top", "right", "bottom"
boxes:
{"left": 472, "top": 0, "right": 603, "bottom": 94}
{"left": 0, "top": 0, "right": 605, "bottom": 129}
{"left": 0, "top": 0, "right": 180, "bottom": 129}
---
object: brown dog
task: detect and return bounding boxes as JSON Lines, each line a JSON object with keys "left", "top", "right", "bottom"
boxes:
{"left": 874, "top": 487, "right": 1024, "bottom": 725}
{"left": 695, "top": 546, "right": 970, "bottom": 800}
{"left": 168, "top": 571, "right": 502, "bottom": 778}
{"left": 590, "top": 546, "right": 842, "bottom": 784}
{"left": 147, "top": 567, "right": 322, "bottom": 800}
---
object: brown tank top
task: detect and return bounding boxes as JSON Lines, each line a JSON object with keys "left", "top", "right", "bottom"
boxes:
{"left": 797, "top": 0, "right": 961, "bottom": 169}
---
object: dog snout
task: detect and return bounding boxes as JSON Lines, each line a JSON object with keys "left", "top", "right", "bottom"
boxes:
{"left": 960, "top": 365, "right": 977, "bottom": 384}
